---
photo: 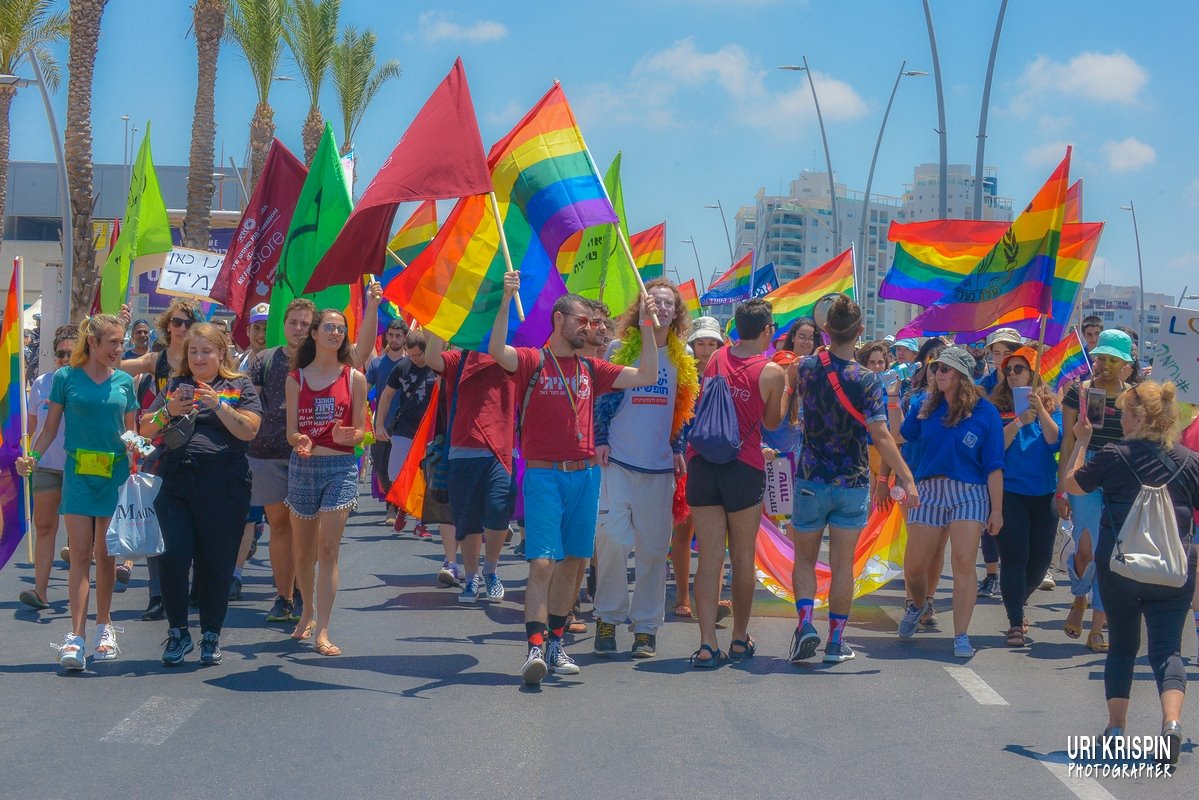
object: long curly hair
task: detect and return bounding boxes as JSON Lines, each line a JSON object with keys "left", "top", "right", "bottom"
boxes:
{"left": 614, "top": 278, "right": 690, "bottom": 341}
{"left": 990, "top": 356, "right": 1059, "bottom": 415}
{"left": 920, "top": 368, "right": 985, "bottom": 427}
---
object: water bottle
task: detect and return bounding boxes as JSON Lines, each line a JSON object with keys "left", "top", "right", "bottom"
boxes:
{"left": 881, "top": 361, "right": 921, "bottom": 387}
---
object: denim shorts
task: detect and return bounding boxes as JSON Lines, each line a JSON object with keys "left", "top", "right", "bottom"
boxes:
{"left": 285, "top": 453, "right": 359, "bottom": 519}
{"left": 791, "top": 478, "right": 870, "bottom": 533}
{"left": 449, "top": 455, "right": 516, "bottom": 539}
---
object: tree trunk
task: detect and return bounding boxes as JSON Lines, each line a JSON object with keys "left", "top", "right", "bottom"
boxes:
{"left": 248, "top": 102, "right": 275, "bottom": 193}
{"left": 0, "top": 87, "right": 15, "bottom": 250}
{"left": 182, "top": 0, "right": 225, "bottom": 250}
{"left": 301, "top": 106, "right": 323, "bottom": 166}
{"left": 65, "top": 0, "right": 109, "bottom": 322}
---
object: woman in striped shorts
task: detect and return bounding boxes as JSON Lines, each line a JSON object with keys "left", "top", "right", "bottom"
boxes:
{"left": 896, "top": 347, "right": 1005, "bottom": 658}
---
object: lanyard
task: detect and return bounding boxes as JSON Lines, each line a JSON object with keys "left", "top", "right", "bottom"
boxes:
{"left": 545, "top": 349, "right": 584, "bottom": 443}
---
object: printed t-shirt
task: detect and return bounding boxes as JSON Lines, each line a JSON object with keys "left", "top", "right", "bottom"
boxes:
{"left": 149, "top": 375, "right": 263, "bottom": 457}
{"left": 512, "top": 347, "right": 623, "bottom": 462}
{"left": 248, "top": 347, "right": 292, "bottom": 459}
{"left": 604, "top": 343, "right": 678, "bottom": 473}
{"left": 1063, "top": 381, "right": 1124, "bottom": 453}
{"left": 385, "top": 360, "right": 437, "bottom": 438}
{"left": 795, "top": 351, "right": 886, "bottom": 488}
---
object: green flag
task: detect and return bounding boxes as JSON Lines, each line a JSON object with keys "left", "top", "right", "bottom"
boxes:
{"left": 564, "top": 152, "right": 640, "bottom": 313}
{"left": 100, "top": 122, "right": 172, "bottom": 313}
{"left": 266, "top": 123, "right": 353, "bottom": 347}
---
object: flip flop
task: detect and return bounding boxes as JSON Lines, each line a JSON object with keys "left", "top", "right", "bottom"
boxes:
{"left": 314, "top": 642, "right": 342, "bottom": 656}
{"left": 19, "top": 589, "right": 49, "bottom": 610}
{"left": 1064, "top": 596, "right": 1087, "bottom": 639}
{"left": 673, "top": 603, "right": 692, "bottom": 618}
{"left": 290, "top": 622, "right": 313, "bottom": 641}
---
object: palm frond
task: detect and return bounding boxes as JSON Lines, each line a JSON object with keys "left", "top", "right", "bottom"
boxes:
{"left": 283, "top": 0, "right": 338, "bottom": 109}
{"left": 0, "top": 1, "right": 67, "bottom": 76}
{"left": 331, "top": 26, "right": 400, "bottom": 150}
{"left": 225, "top": 0, "right": 287, "bottom": 103}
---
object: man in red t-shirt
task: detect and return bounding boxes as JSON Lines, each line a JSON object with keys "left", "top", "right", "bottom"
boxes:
{"left": 489, "top": 271, "right": 661, "bottom": 686}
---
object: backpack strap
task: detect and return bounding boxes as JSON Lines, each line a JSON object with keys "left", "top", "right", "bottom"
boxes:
{"left": 818, "top": 350, "right": 867, "bottom": 427}
{"left": 519, "top": 349, "right": 547, "bottom": 433}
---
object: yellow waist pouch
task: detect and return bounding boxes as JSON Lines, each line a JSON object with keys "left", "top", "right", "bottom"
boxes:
{"left": 75, "top": 449, "right": 116, "bottom": 478}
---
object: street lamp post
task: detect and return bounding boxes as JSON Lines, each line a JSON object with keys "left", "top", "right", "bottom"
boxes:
{"left": 1120, "top": 202, "right": 1146, "bottom": 358}
{"left": 681, "top": 237, "right": 706, "bottom": 294}
{"left": 972, "top": 0, "right": 1009, "bottom": 220}
{"left": 858, "top": 61, "right": 927, "bottom": 335}
{"left": 921, "top": 0, "right": 949, "bottom": 219}
{"left": 703, "top": 201, "right": 735, "bottom": 265}
{"left": 121, "top": 114, "right": 131, "bottom": 191}
{"left": 778, "top": 59, "right": 839, "bottom": 251}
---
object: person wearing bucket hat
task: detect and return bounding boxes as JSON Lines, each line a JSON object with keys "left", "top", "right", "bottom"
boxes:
{"left": 1055, "top": 328, "right": 1134, "bottom": 652}
{"left": 892, "top": 338, "right": 919, "bottom": 365}
{"left": 898, "top": 346, "right": 1004, "bottom": 658}
{"left": 980, "top": 328, "right": 1023, "bottom": 394}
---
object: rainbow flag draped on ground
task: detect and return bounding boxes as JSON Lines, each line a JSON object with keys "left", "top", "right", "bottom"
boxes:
{"left": 898, "top": 149, "right": 1071, "bottom": 338}
{"left": 1040, "top": 330, "right": 1091, "bottom": 391}
{"left": 629, "top": 223, "right": 665, "bottom": 280}
{"left": 386, "top": 84, "right": 617, "bottom": 349}
{"left": 762, "top": 247, "right": 855, "bottom": 331}
{"left": 0, "top": 263, "right": 29, "bottom": 571}
{"left": 755, "top": 504, "right": 907, "bottom": 608}
{"left": 678, "top": 279, "right": 701, "bottom": 318}
{"left": 700, "top": 252, "right": 753, "bottom": 305}
{"left": 378, "top": 200, "right": 438, "bottom": 332}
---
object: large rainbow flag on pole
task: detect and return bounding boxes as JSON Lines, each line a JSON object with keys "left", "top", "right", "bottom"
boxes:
{"left": 761, "top": 247, "right": 855, "bottom": 331}
{"left": 1040, "top": 329, "right": 1091, "bottom": 391}
{"left": 898, "top": 149, "right": 1071, "bottom": 338}
{"left": 386, "top": 84, "right": 618, "bottom": 349}
{"left": 0, "top": 259, "right": 29, "bottom": 571}
{"left": 629, "top": 223, "right": 665, "bottom": 280}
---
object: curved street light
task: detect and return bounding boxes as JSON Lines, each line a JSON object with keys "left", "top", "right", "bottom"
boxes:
{"left": 1120, "top": 202, "right": 1147, "bottom": 357}
{"left": 778, "top": 59, "right": 839, "bottom": 251}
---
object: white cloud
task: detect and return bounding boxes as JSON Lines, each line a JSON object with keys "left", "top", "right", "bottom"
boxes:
{"left": 1012, "top": 51, "right": 1148, "bottom": 112}
{"left": 418, "top": 11, "right": 507, "bottom": 43}
{"left": 1167, "top": 252, "right": 1199, "bottom": 271}
{"left": 1036, "top": 114, "right": 1073, "bottom": 135}
{"left": 1100, "top": 137, "right": 1156, "bottom": 172}
{"left": 484, "top": 100, "right": 525, "bottom": 128}
{"left": 1023, "top": 141, "right": 1074, "bottom": 170}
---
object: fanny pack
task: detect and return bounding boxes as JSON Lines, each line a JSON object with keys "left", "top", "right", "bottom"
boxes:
{"left": 75, "top": 449, "right": 116, "bottom": 478}
{"left": 160, "top": 411, "right": 198, "bottom": 451}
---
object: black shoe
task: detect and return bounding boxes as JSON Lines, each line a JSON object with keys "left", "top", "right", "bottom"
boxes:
{"left": 631, "top": 633, "right": 657, "bottom": 659}
{"left": 292, "top": 587, "right": 303, "bottom": 621}
{"left": 266, "top": 595, "right": 294, "bottom": 623}
{"left": 228, "top": 576, "right": 242, "bottom": 601}
{"left": 199, "top": 631, "right": 222, "bottom": 665}
{"left": 594, "top": 620, "right": 617, "bottom": 656}
{"left": 162, "top": 628, "right": 194, "bottom": 666}
{"left": 142, "top": 596, "right": 165, "bottom": 621}
{"left": 977, "top": 574, "right": 998, "bottom": 599}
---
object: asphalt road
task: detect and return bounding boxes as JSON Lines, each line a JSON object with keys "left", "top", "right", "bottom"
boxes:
{"left": 1, "top": 491, "right": 1195, "bottom": 800}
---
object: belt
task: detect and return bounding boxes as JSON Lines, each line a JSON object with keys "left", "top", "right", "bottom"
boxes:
{"left": 526, "top": 459, "right": 593, "bottom": 472}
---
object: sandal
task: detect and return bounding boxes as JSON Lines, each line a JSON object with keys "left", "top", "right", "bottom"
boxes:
{"left": 1086, "top": 631, "right": 1108, "bottom": 653}
{"left": 290, "top": 621, "right": 313, "bottom": 641}
{"left": 1064, "top": 596, "right": 1088, "bottom": 639}
{"left": 314, "top": 642, "right": 342, "bottom": 656}
{"left": 729, "top": 636, "right": 756, "bottom": 661}
{"left": 673, "top": 603, "right": 693, "bottom": 618}
{"left": 689, "top": 643, "right": 723, "bottom": 669}
{"left": 1005, "top": 627, "right": 1026, "bottom": 647}
{"left": 567, "top": 618, "right": 588, "bottom": 635}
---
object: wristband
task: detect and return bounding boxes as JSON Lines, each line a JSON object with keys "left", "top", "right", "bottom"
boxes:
{"left": 876, "top": 477, "right": 890, "bottom": 484}
{"left": 1055, "top": 492, "right": 1068, "bottom": 500}
{"left": 29, "top": 450, "right": 41, "bottom": 463}
{"left": 783, "top": 386, "right": 794, "bottom": 396}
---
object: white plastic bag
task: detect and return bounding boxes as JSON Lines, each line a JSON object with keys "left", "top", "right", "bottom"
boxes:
{"left": 105, "top": 472, "right": 165, "bottom": 560}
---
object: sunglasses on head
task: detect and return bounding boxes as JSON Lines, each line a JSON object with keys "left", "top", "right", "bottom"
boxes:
{"left": 1003, "top": 364, "right": 1028, "bottom": 376}
{"left": 321, "top": 321, "right": 348, "bottom": 335}
{"left": 169, "top": 317, "right": 195, "bottom": 329}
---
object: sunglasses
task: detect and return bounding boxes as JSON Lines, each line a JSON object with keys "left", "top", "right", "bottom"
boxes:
{"left": 929, "top": 363, "right": 955, "bottom": 375}
{"left": 55, "top": 349, "right": 71, "bottom": 359}
{"left": 321, "top": 322, "right": 348, "bottom": 335}
{"left": 1003, "top": 364, "right": 1028, "bottom": 376}
{"left": 563, "top": 313, "right": 602, "bottom": 328}
{"left": 169, "top": 317, "right": 195, "bottom": 329}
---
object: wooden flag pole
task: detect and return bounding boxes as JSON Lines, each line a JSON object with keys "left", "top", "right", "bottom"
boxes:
{"left": 15, "top": 258, "right": 33, "bottom": 561}
{"left": 487, "top": 191, "right": 525, "bottom": 322}
{"left": 1031, "top": 312, "right": 1050, "bottom": 390}
{"left": 385, "top": 248, "right": 409, "bottom": 269}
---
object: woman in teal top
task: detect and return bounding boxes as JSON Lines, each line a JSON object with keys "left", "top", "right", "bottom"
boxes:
{"left": 19, "top": 314, "right": 138, "bottom": 671}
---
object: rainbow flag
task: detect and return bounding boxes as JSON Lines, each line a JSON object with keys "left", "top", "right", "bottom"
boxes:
{"left": 700, "top": 252, "right": 753, "bottom": 305}
{"left": 755, "top": 503, "right": 907, "bottom": 608}
{"left": 385, "top": 381, "right": 441, "bottom": 517}
{"left": 1065, "top": 179, "right": 1083, "bottom": 223}
{"left": 678, "top": 278, "right": 701, "bottom": 318}
{"left": 629, "top": 223, "right": 665, "bottom": 280}
{"left": 0, "top": 262, "right": 29, "bottom": 571}
{"left": 385, "top": 85, "right": 616, "bottom": 349}
{"left": 898, "top": 149, "right": 1071, "bottom": 338}
{"left": 1040, "top": 329, "right": 1090, "bottom": 392}
{"left": 762, "top": 247, "right": 855, "bottom": 332}
{"left": 378, "top": 200, "right": 438, "bottom": 332}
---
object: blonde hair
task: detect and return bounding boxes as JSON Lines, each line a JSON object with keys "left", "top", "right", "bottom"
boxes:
{"left": 920, "top": 369, "right": 985, "bottom": 427}
{"left": 69, "top": 314, "right": 123, "bottom": 367}
{"left": 1118, "top": 380, "right": 1181, "bottom": 447}
{"left": 177, "top": 322, "right": 244, "bottom": 381}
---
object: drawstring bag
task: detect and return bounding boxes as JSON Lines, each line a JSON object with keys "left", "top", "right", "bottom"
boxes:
{"left": 690, "top": 349, "right": 759, "bottom": 464}
{"left": 1108, "top": 447, "right": 1192, "bottom": 587}
{"left": 105, "top": 469, "right": 165, "bottom": 560}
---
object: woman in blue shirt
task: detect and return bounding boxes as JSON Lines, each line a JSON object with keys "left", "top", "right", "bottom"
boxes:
{"left": 989, "top": 346, "right": 1061, "bottom": 647}
{"left": 897, "top": 347, "right": 1004, "bottom": 658}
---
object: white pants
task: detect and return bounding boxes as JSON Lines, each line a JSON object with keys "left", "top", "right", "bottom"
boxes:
{"left": 593, "top": 463, "right": 675, "bottom": 634}
{"left": 387, "top": 436, "right": 414, "bottom": 482}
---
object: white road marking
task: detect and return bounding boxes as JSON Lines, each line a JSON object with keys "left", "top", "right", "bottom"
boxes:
{"left": 1040, "top": 761, "right": 1119, "bottom": 800}
{"left": 943, "top": 665, "right": 1008, "bottom": 705}
{"left": 100, "top": 697, "right": 204, "bottom": 745}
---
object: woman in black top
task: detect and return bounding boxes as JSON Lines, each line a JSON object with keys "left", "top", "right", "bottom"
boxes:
{"left": 1065, "top": 380, "right": 1199, "bottom": 765}
{"left": 140, "top": 323, "right": 263, "bottom": 667}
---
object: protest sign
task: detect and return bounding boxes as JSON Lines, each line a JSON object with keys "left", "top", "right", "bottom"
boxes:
{"left": 1151, "top": 306, "right": 1199, "bottom": 403}
{"left": 156, "top": 247, "right": 225, "bottom": 300}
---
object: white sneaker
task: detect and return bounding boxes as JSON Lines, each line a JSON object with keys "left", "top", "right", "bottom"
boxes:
{"left": 92, "top": 624, "right": 123, "bottom": 661}
{"left": 521, "top": 646, "right": 548, "bottom": 686}
{"left": 1039, "top": 571, "right": 1056, "bottom": 591}
{"left": 52, "top": 632, "right": 86, "bottom": 671}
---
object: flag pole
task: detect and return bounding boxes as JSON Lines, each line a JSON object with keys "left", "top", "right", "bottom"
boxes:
{"left": 16, "top": 258, "right": 33, "bottom": 561}
{"left": 386, "top": 248, "right": 408, "bottom": 269}
{"left": 487, "top": 192, "right": 525, "bottom": 322}
{"left": 580, "top": 147, "right": 662, "bottom": 330}
{"left": 1031, "top": 312, "right": 1050, "bottom": 390}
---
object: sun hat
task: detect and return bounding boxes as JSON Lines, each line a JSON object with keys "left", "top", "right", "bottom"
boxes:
{"left": 932, "top": 346, "right": 977, "bottom": 379}
{"left": 892, "top": 337, "right": 919, "bottom": 353}
{"left": 688, "top": 316, "right": 724, "bottom": 345}
{"left": 985, "top": 327, "right": 1023, "bottom": 348}
{"left": 1001, "top": 346, "right": 1040, "bottom": 372}
{"left": 248, "top": 303, "right": 270, "bottom": 324}
{"left": 883, "top": 334, "right": 896, "bottom": 344}
{"left": 1089, "top": 329, "right": 1133, "bottom": 363}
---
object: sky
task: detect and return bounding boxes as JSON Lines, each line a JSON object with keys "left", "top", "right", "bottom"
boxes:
{"left": 9, "top": 0, "right": 1198, "bottom": 305}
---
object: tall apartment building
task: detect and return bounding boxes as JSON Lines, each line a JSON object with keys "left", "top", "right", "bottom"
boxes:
{"left": 1078, "top": 283, "right": 1174, "bottom": 355}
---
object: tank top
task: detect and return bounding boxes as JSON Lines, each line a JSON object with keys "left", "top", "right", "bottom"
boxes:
{"left": 706, "top": 348, "right": 769, "bottom": 471}
{"left": 137, "top": 350, "right": 173, "bottom": 412}
{"left": 292, "top": 365, "right": 355, "bottom": 453}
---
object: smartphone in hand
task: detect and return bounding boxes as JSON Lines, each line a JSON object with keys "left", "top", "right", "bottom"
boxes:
{"left": 1085, "top": 388, "right": 1106, "bottom": 426}
{"left": 175, "top": 384, "right": 195, "bottom": 403}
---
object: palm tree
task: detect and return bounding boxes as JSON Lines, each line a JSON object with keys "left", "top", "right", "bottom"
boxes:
{"left": 225, "top": 0, "right": 286, "bottom": 191}
{"left": 330, "top": 25, "right": 399, "bottom": 183}
{"left": 0, "top": 1, "right": 68, "bottom": 251}
{"left": 64, "top": 0, "right": 108, "bottom": 320}
{"left": 182, "top": 0, "right": 226, "bottom": 251}
{"left": 284, "top": 0, "right": 338, "bottom": 165}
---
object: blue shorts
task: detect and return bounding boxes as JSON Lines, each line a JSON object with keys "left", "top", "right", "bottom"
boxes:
{"left": 449, "top": 455, "right": 516, "bottom": 539}
{"left": 791, "top": 479, "right": 870, "bottom": 533}
{"left": 907, "top": 477, "right": 989, "bottom": 528}
{"left": 523, "top": 465, "right": 601, "bottom": 561}
{"left": 285, "top": 453, "right": 359, "bottom": 519}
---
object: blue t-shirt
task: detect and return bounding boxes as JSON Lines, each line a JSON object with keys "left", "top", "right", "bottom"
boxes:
{"left": 900, "top": 395, "right": 1004, "bottom": 485}
{"left": 1001, "top": 408, "right": 1062, "bottom": 496}
{"left": 899, "top": 389, "right": 927, "bottom": 470}
{"left": 366, "top": 352, "right": 407, "bottom": 418}
{"left": 979, "top": 369, "right": 1000, "bottom": 395}
{"left": 49, "top": 366, "right": 138, "bottom": 458}
{"left": 795, "top": 352, "right": 886, "bottom": 488}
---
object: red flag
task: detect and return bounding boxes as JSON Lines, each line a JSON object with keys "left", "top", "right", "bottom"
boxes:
{"left": 211, "top": 140, "right": 307, "bottom": 348}
{"left": 304, "top": 58, "right": 492, "bottom": 294}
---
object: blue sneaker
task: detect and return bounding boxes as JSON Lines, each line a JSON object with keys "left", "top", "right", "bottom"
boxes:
{"left": 788, "top": 622, "right": 821, "bottom": 663}
{"left": 161, "top": 628, "right": 194, "bottom": 666}
{"left": 953, "top": 634, "right": 976, "bottom": 659}
{"left": 484, "top": 573, "right": 505, "bottom": 602}
{"left": 898, "top": 602, "right": 922, "bottom": 639}
{"left": 199, "top": 631, "right": 222, "bottom": 665}
{"left": 823, "top": 640, "right": 856, "bottom": 664}
{"left": 458, "top": 574, "right": 483, "bottom": 604}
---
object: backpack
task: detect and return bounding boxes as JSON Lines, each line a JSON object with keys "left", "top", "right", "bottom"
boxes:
{"left": 689, "top": 348, "right": 759, "bottom": 464}
{"left": 1108, "top": 445, "right": 1194, "bottom": 587}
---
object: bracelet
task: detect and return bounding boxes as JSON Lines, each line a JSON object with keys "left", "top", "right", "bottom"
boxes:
{"left": 1055, "top": 492, "right": 1068, "bottom": 500}
{"left": 783, "top": 385, "right": 794, "bottom": 396}
{"left": 29, "top": 450, "right": 41, "bottom": 463}
{"left": 876, "top": 476, "right": 890, "bottom": 484}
